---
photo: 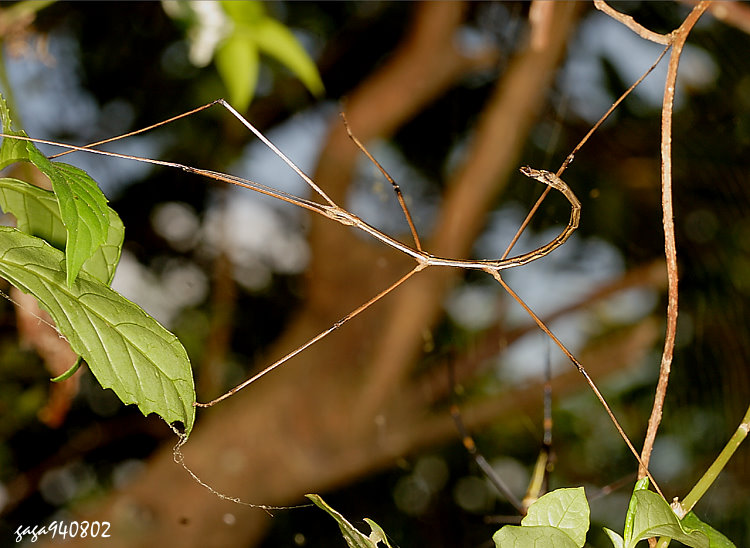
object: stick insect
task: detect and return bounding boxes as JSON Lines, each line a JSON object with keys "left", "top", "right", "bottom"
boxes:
{"left": 0, "top": 91, "right": 663, "bottom": 495}
{"left": 2, "top": 98, "right": 580, "bottom": 404}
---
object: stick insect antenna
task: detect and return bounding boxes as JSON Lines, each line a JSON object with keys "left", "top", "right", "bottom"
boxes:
{"left": 48, "top": 100, "right": 223, "bottom": 160}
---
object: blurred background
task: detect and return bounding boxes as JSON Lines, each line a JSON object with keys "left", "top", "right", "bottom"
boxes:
{"left": 0, "top": 2, "right": 748, "bottom": 547}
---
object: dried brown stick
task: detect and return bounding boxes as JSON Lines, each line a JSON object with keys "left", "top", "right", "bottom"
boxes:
{"left": 593, "top": 0, "right": 673, "bottom": 44}
{"left": 639, "top": 0, "right": 710, "bottom": 478}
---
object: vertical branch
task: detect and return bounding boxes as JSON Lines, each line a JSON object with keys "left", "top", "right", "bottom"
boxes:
{"left": 639, "top": 1, "right": 710, "bottom": 478}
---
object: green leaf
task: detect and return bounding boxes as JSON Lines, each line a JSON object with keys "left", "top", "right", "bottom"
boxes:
{"left": 624, "top": 477, "right": 651, "bottom": 543}
{"left": 306, "top": 494, "right": 393, "bottom": 548}
{"left": 603, "top": 527, "right": 625, "bottom": 548}
{"left": 681, "top": 512, "right": 736, "bottom": 548}
{"left": 492, "top": 525, "right": 580, "bottom": 547}
{"left": 25, "top": 148, "right": 110, "bottom": 287}
{"left": 253, "top": 17, "right": 324, "bottom": 98}
{"left": 0, "top": 177, "right": 123, "bottom": 284}
{"left": 0, "top": 227, "right": 195, "bottom": 435}
{"left": 0, "top": 93, "right": 31, "bottom": 168}
{"left": 521, "top": 487, "right": 589, "bottom": 547}
{"left": 626, "top": 490, "right": 709, "bottom": 548}
{"left": 214, "top": 32, "right": 259, "bottom": 112}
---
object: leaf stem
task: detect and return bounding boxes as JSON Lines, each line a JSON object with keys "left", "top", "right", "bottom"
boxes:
{"left": 655, "top": 403, "right": 750, "bottom": 548}
{"left": 681, "top": 403, "right": 750, "bottom": 513}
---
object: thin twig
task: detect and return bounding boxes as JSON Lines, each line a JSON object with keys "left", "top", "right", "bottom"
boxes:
{"left": 593, "top": 0, "right": 673, "bottom": 44}
{"left": 639, "top": 0, "right": 710, "bottom": 478}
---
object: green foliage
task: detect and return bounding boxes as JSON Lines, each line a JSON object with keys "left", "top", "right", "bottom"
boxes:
{"left": 680, "top": 512, "right": 736, "bottom": 548}
{"left": 165, "top": 1, "right": 324, "bottom": 112}
{"left": 0, "top": 228, "right": 195, "bottom": 434}
{"left": 306, "top": 494, "right": 393, "bottom": 548}
{"left": 0, "top": 92, "right": 195, "bottom": 436}
{"left": 312, "top": 483, "right": 736, "bottom": 548}
{"left": 602, "top": 479, "right": 720, "bottom": 548}
{"left": 0, "top": 177, "right": 123, "bottom": 285}
{"left": 25, "top": 153, "right": 110, "bottom": 287}
{"left": 493, "top": 488, "right": 589, "bottom": 547}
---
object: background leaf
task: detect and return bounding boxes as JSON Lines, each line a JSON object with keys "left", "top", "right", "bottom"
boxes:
{"left": 252, "top": 17, "right": 325, "bottom": 98}
{"left": 214, "top": 32, "right": 259, "bottom": 113}
{"left": 0, "top": 227, "right": 195, "bottom": 435}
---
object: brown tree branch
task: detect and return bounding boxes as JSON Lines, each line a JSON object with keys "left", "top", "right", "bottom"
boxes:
{"left": 594, "top": 0, "right": 673, "bottom": 44}
{"left": 639, "top": 1, "right": 710, "bottom": 478}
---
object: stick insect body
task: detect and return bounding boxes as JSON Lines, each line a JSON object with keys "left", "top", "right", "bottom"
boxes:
{"left": 0, "top": 98, "right": 666, "bottom": 496}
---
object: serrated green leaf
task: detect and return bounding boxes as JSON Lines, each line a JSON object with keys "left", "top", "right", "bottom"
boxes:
{"left": 0, "top": 227, "right": 195, "bottom": 435}
{"left": 25, "top": 148, "right": 110, "bottom": 287}
{"left": 627, "top": 490, "right": 709, "bottom": 548}
{"left": 681, "top": 512, "right": 736, "bottom": 548}
{"left": 603, "top": 527, "right": 625, "bottom": 548}
{"left": 521, "top": 487, "right": 589, "bottom": 547}
{"left": 253, "top": 17, "right": 324, "bottom": 97}
{"left": 0, "top": 93, "right": 31, "bottom": 168}
{"left": 0, "top": 177, "right": 123, "bottom": 284}
{"left": 215, "top": 32, "right": 259, "bottom": 112}
{"left": 306, "top": 494, "right": 392, "bottom": 548}
{"left": 492, "top": 525, "right": 580, "bottom": 548}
